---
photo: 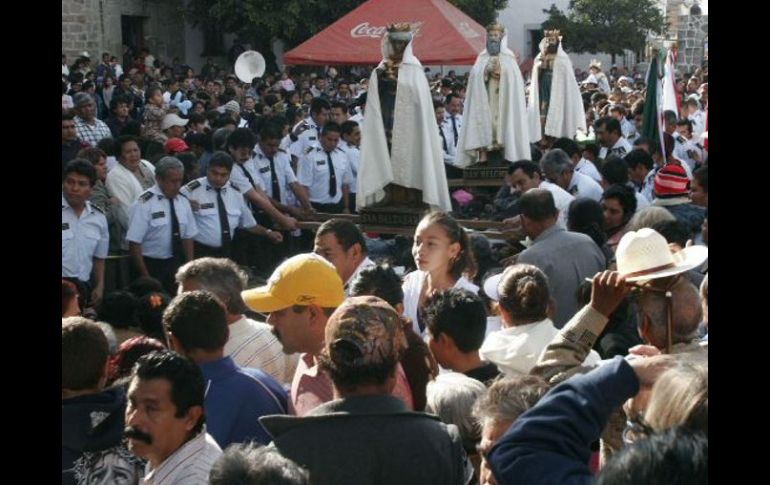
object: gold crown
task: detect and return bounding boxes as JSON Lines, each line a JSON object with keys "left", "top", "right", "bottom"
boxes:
{"left": 590, "top": 58, "right": 601, "bottom": 69}
{"left": 387, "top": 23, "right": 412, "bottom": 33}
{"left": 487, "top": 22, "right": 505, "bottom": 34}
{"left": 544, "top": 29, "right": 561, "bottom": 40}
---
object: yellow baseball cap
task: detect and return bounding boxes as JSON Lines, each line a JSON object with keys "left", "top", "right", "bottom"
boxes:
{"left": 242, "top": 253, "right": 345, "bottom": 313}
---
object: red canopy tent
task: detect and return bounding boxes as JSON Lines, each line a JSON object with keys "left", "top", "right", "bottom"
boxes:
{"left": 283, "top": 0, "right": 486, "bottom": 66}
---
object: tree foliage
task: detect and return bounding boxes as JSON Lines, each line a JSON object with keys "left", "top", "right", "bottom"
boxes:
{"left": 542, "top": 0, "right": 666, "bottom": 60}
{"left": 185, "top": 0, "right": 509, "bottom": 56}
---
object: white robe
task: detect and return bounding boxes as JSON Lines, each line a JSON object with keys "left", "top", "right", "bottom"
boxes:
{"left": 358, "top": 39, "right": 451, "bottom": 211}
{"left": 527, "top": 38, "right": 586, "bottom": 142}
{"left": 455, "top": 34, "right": 530, "bottom": 167}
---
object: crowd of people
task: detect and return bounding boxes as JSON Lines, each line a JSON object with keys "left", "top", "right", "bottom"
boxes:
{"left": 62, "top": 31, "right": 708, "bottom": 484}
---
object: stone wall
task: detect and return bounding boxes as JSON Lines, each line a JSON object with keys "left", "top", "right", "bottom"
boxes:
{"left": 62, "top": 0, "right": 187, "bottom": 67}
{"left": 676, "top": 14, "right": 707, "bottom": 74}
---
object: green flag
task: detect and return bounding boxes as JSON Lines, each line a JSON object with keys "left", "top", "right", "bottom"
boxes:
{"left": 641, "top": 53, "right": 661, "bottom": 143}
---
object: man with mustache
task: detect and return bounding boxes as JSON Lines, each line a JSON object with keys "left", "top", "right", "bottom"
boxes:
{"left": 124, "top": 350, "right": 222, "bottom": 484}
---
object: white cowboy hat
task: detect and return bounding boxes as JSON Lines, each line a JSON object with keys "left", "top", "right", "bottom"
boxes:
{"left": 615, "top": 228, "right": 708, "bottom": 282}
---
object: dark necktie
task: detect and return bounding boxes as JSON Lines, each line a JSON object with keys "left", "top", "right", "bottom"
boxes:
{"left": 168, "top": 197, "right": 182, "bottom": 259}
{"left": 268, "top": 155, "right": 281, "bottom": 202}
{"left": 215, "top": 188, "right": 232, "bottom": 254}
{"left": 237, "top": 163, "right": 259, "bottom": 211}
{"left": 439, "top": 126, "right": 448, "bottom": 152}
{"left": 327, "top": 151, "right": 337, "bottom": 197}
{"left": 450, "top": 115, "right": 458, "bottom": 145}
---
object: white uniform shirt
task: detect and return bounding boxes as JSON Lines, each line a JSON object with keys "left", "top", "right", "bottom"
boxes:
{"left": 181, "top": 176, "right": 257, "bottom": 248}
{"left": 338, "top": 141, "right": 360, "bottom": 194}
{"left": 438, "top": 120, "right": 457, "bottom": 165}
{"left": 126, "top": 185, "right": 198, "bottom": 258}
{"left": 567, "top": 171, "right": 604, "bottom": 202}
{"left": 443, "top": 112, "right": 463, "bottom": 145}
{"left": 297, "top": 146, "right": 353, "bottom": 204}
{"left": 251, "top": 145, "right": 298, "bottom": 205}
{"left": 574, "top": 157, "right": 602, "bottom": 184}
{"left": 229, "top": 159, "right": 267, "bottom": 198}
{"left": 289, "top": 116, "right": 321, "bottom": 160}
{"left": 62, "top": 195, "right": 109, "bottom": 281}
{"left": 599, "top": 137, "right": 633, "bottom": 159}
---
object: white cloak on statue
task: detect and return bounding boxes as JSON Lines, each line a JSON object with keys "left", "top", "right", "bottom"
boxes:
{"left": 527, "top": 37, "right": 586, "bottom": 142}
{"left": 455, "top": 34, "right": 530, "bottom": 167}
{"left": 358, "top": 38, "right": 451, "bottom": 211}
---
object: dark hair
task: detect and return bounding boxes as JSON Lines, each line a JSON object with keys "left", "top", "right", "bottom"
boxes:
{"left": 116, "top": 135, "right": 140, "bottom": 157}
{"left": 663, "top": 110, "right": 678, "bottom": 125}
{"left": 127, "top": 276, "right": 165, "bottom": 299}
{"left": 423, "top": 289, "right": 487, "bottom": 353}
{"left": 63, "top": 317, "right": 110, "bottom": 390}
{"left": 419, "top": 212, "right": 476, "bottom": 280}
{"left": 582, "top": 143, "right": 600, "bottom": 158}
{"left": 63, "top": 111, "right": 76, "bottom": 122}
{"left": 600, "top": 155, "right": 630, "bottom": 185}
{"left": 568, "top": 198, "right": 608, "bottom": 247}
{"left": 551, "top": 137, "right": 580, "bottom": 159}
{"left": 77, "top": 147, "right": 107, "bottom": 166}
{"left": 340, "top": 120, "right": 359, "bottom": 137}
{"left": 226, "top": 127, "right": 256, "bottom": 149}
{"left": 519, "top": 189, "right": 558, "bottom": 221}
{"left": 498, "top": 264, "right": 550, "bottom": 323}
{"left": 121, "top": 121, "right": 142, "bottom": 137}
{"left": 96, "top": 137, "right": 116, "bottom": 157}
{"left": 597, "top": 428, "right": 708, "bottom": 485}
{"left": 132, "top": 350, "right": 205, "bottom": 433}
{"left": 136, "top": 292, "right": 171, "bottom": 342}
{"left": 309, "top": 97, "right": 331, "bottom": 115}
{"left": 63, "top": 159, "right": 98, "bottom": 186}
{"left": 675, "top": 119, "right": 693, "bottom": 133}
{"left": 209, "top": 442, "right": 310, "bottom": 485}
{"left": 144, "top": 85, "right": 162, "bottom": 103}
{"left": 164, "top": 291, "right": 229, "bottom": 351}
{"left": 651, "top": 219, "right": 690, "bottom": 248}
{"left": 349, "top": 264, "right": 404, "bottom": 308}
{"left": 624, "top": 149, "right": 654, "bottom": 171}
{"left": 188, "top": 112, "right": 206, "bottom": 126}
{"left": 317, "top": 218, "right": 367, "bottom": 254}
{"left": 595, "top": 116, "right": 622, "bottom": 137}
{"left": 602, "top": 184, "right": 637, "bottom": 222}
{"left": 330, "top": 100, "right": 348, "bottom": 112}
{"left": 530, "top": 144, "right": 543, "bottom": 163}
{"left": 185, "top": 131, "right": 213, "bottom": 151}
{"left": 109, "top": 94, "right": 130, "bottom": 112}
{"left": 508, "top": 160, "right": 542, "bottom": 179}
{"left": 208, "top": 151, "right": 234, "bottom": 172}
{"left": 693, "top": 166, "right": 708, "bottom": 193}
{"left": 97, "top": 290, "right": 138, "bottom": 329}
{"left": 321, "top": 121, "right": 341, "bottom": 136}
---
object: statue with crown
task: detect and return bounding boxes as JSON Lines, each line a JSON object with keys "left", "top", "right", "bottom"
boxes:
{"left": 358, "top": 23, "right": 453, "bottom": 220}
{"left": 527, "top": 30, "right": 586, "bottom": 146}
{"left": 455, "top": 21, "right": 530, "bottom": 168}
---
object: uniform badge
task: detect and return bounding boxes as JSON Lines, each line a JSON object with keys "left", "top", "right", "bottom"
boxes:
{"left": 151, "top": 211, "right": 166, "bottom": 219}
{"left": 200, "top": 203, "right": 215, "bottom": 210}
{"left": 187, "top": 180, "right": 201, "bottom": 190}
{"left": 62, "top": 223, "right": 70, "bottom": 231}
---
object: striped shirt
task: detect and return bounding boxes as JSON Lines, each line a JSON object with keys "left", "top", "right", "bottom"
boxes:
{"left": 225, "top": 317, "right": 298, "bottom": 386}
{"left": 142, "top": 429, "right": 221, "bottom": 485}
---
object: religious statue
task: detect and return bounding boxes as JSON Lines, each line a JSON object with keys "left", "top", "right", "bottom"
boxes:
{"left": 527, "top": 30, "right": 586, "bottom": 143}
{"left": 455, "top": 22, "right": 530, "bottom": 166}
{"left": 358, "top": 23, "right": 452, "bottom": 212}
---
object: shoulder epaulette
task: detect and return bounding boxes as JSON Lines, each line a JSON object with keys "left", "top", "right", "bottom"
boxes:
{"left": 186, "top": 180, "right": 201, "bottom": 191}
{"left": 177, "top": 192, "right": 189, "bottom": 200}
{"left": 229, "top": 182, "right": 241, "bottom": 192}
{"left": 278, "top": 148, "right": 287, "bottom": 153}
{"left": 140, "top": 191, "right": 153, "bottom": 202}
{"left": 91, "top": 204, "right": 105, "bottom": 214}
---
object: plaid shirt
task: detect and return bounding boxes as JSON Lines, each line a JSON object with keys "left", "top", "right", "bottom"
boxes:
{"left": 74, "top": 116, "right": 112, "bottom": 147}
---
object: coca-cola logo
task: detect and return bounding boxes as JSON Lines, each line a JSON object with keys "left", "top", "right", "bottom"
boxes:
{"left": 350, "top": 22, "right": 424, "bottom": 38}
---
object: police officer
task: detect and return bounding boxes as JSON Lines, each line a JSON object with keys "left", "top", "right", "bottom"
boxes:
{"left": 181, "top": 151, "right": 282, "bottom": 258}
{"left": 126, "top": 156, "right": 198, "bottom": 293}
{"left": 297, "top": 122, "right": 353, "bottom": 214}
{"left": 253, "top": 123, "right": 314, "bottom": 219}
{"left": 339, "top": 120, "right": 361, "bottom": 212}
{"left": 289, "top": 98, "right": 331, "bottom": 165}
{"left": 62, "top": 159, "right": 109, "bottom": 306}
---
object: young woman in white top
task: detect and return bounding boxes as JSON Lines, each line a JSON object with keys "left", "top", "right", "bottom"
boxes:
{"left": 403, "top": 212, "right": 479, "bottom": 335}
